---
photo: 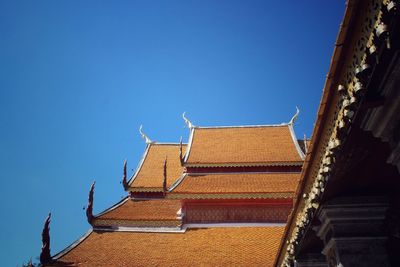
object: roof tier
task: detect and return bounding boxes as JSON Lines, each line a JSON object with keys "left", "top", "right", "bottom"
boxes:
{"left": 129, "top": 143, "right": 186, "bottom": 192}
{"left": 53, "top": 227, "right": 285, "bottom": 266}
{"left": 185, "top": 125, "right": 304, "bottom": 166}
{"left": 169, "top": 172, "right": 300, "bottom": 199}
{"left": 93, "top": 198, "right": 182, "bottom": 228}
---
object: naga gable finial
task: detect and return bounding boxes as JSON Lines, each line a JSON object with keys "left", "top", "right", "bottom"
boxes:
{"left": 40, "top": 212, "right": 52, "bottom": 264}
{"left": 163, "top": 157, "right": 168, "bottom": 195}
{"left": 182, "top": 112, "right": 194, "bottom": 129}
{"left": 179, "top": 136, "right": 184, "bottom": 165}
{"left": 86, "top": 181, "right": 95, "bottom": 225}
{"left": 289, "top": 106, "right": 300, "bottom": 125}
{"left": 139, "top": 125, "right": 153, "bottom": 144}
{"left": 122, "top": 160, "right": 128, "bottom": 190}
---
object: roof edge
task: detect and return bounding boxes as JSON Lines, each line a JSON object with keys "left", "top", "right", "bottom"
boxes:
{"left": 185, "top": 162, "right": 304, "bottom": 167}
{"left": 194, "top": 123, "right": 289, "bottom": 129}
{"left": 168, "top": 173, "right": 187, "bottom": 192}
{"left": 167, "top": 192, "right": 294, "bottom": 199}
{"left": 93, "top": 226, "right": 186, "bottom": 233}
{"left": 183, "top": 127, "right": 195, "bottom": 163}
{"left": 274, "top": 0, "right": 359, "bottom": 265}
{"left": 127, "top": 143, "right": 151, "bottom": 187}
{"left": 52, "top": 229, "right": 93, "bottom": 260}
{"left": 288, "top": 124, "right": 306, "bottom": 160}
{"left": 94, "top": 196, "right": 130, "bottom": 218}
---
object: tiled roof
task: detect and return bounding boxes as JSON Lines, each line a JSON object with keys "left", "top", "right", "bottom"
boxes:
{"left": 171, "top": 173, "right": 300, "bottom": 195}
{"left": 95, "top": 198, "right": 181, "bottom": 221}
{"left": 185, "top": 125, "right": 303, "bottom": 166}
{"left": 129, "top": 144, "right": 186, "bottom": 191}
{"left": 53, "top": 227, "right": 285, "bottom": 266}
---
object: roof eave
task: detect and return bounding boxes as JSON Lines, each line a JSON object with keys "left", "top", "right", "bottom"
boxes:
{"left": 274, "top": 0, "right": 359, "bottom": 265}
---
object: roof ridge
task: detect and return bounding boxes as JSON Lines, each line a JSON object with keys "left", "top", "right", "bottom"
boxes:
{"left": 195, "top": 123, "right": 289, "bottom": 129}
{"left": 151, "top": 142, "right": 188, "bottom": 145}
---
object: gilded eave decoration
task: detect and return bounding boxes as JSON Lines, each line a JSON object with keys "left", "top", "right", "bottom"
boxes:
{"left": 280, "top": 0, "right": 398, "bottom": 266}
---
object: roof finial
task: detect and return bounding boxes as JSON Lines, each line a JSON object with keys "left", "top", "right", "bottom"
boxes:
{"left": 304, "top": 133, "right": 308, "bottom": 154}
{"left": 40, "top": 212, "right": 52, "bottom": 264}
{"left": 182, "top": 112, "right": 194, "bottom": 129}
{"left": 86, "top": 181, "right": 95, "bottom": 225}
{"left": 122, "top": 160, "right": 128, "bottom": 190}
{"left": 163, "top": 157, "right": 168, "bottom": 195}
{"left": 289, "top": 106, "right": 300, "bottom": 125}
{"left": 179, "top": 136, "right": 184, "bottom": 166}
{"left": 139, "top": 125, "right": 152, "bottom": 144}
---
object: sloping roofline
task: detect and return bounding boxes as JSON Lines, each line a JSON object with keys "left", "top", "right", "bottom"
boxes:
{"left": 127, "top": 142, "right": 186, "bottom": 188}
{"left": 94, "top": 196, "right": 130, "bottom": 218}
{"left": 52, "top": 229, "right": 93, "bottom": 260}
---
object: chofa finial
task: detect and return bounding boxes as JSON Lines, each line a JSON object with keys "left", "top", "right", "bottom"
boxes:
{"left": 122, "top": 160, "right": 128, "bottom": 190}
{"left": 139, "top": 125, "right": 153, "bottom": 144}
{"left": 289, "top": 106, "right": 300, "bottom": 125}
{"left": 86, "top": 181, "right": 95, "bottom": 225}
{"left": 40, "top": 212, "right": 52, "bottom": 264}
{"left": 182, "top": 112, "right": 194, "bottom": 129}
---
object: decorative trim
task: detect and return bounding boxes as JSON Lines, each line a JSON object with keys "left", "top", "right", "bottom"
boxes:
{"left": 185, "top": 171, "right": 302, "bottom": 175}
{"left": 184, "top": 161, "right": 304, "bottom": 167}
{"left": 184, "top": 222, "right": 286, "bottom": 228}
{"left": 278, "top": 1, "right": 395, "bottom": 265}
{"left": 94, "top": 219, "right": 181, "bottom": 228}
{"left": 93, "top": 226, "right": 186, "bottom": 233}
{"left": 129, "top": 187, "right": 164, "bottom": 192}
{"left": 143, "top": 142, "right": 187, "bottom": 145}
{"left": 90, "top": 223, "right": 287, "bottom": 234}
{"left": 196, "top": 123, "right": 290, "bottom": 129}
{"left": 168, "top": 192, "right": 294, "bottom": 199}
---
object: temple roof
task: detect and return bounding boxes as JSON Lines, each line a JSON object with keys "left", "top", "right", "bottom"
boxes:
{"left": 128, "top": 143, "right": 187, "bottom": 192}
{"left": 169, "top": 172, "right": 300, "bottom": 198}
{"left": 95, "top": 198, "right": 181, "bottom": 222}
{"left": 184, "top": 125, "right": 304, "bottom": 167}
{"left": 52, "top": 227, "right": 284, "bottom": 266}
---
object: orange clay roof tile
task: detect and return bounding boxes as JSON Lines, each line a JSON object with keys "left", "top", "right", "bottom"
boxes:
{"left": 95, "top": 198, "right": 181, "bottom": 221}
{"left": 172, "top": 172, "right": 300, "bottom": 194}
{"left": 129, "top": 144, "right": 186, "bottom": 190}
{"left": 53, "top": 227, "right": 285, "bottom": 266}
{"left": 186, "top": 125, "right": 303, "bottom": 165}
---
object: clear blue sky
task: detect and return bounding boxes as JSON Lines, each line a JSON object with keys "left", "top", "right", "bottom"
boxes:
{"left": 0, "top": 1, "right": 345, "bottom": 266}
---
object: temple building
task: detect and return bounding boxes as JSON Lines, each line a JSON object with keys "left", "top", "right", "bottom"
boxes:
{"left": 39, "top": 0, "right": 400, "bottom": 266}
{"left": 40, "top": 115, "right": 306, "bottom": 266}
